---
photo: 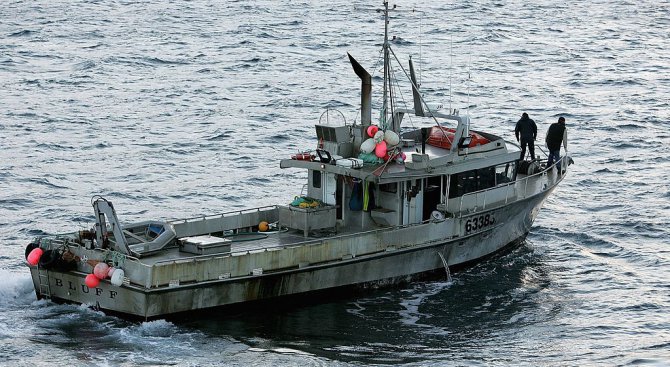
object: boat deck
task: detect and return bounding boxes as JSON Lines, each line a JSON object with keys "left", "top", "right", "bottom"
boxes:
{"left": 136, "top": 223, "right": 373, "bottom": 266}
{"left": 135, "top": 164, "right": 566, "bottom": 267}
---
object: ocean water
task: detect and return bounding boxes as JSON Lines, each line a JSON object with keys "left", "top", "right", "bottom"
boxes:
{"left": 1, "top": 0, "right": 669, "bottom": 366}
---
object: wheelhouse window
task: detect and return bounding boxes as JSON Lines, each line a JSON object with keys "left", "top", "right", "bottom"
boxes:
{"left": 379, "top": 182, "right": 397, "bottom": 193}
{"left": 312, "top": 170, "right": 321, "bottom": 188}
{"left": 477, "top": 166, "right": 496, "bottom": 190}
{"left": 449, "top": 169, "right": 477, "bottom": 198}
{"left": 448, "top": 163, "right": 513, "bottom": 198}
{"left": 495, "top": 161, "right": 516, "bottom": 185}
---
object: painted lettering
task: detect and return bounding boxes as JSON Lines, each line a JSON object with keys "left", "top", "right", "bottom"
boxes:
{"left": 95, "top": 288, "right": 103, "bottom": 296}
{"left": 54, "top": 278, "right": 63, "bottom": 287}
{"left": 110, "top": 290, "right": 118, "bottom": 299}
{"left": 465, "top": 213, "right": 496, "bottom": 233}
{"left": 81, "top": 285, "right": 90, "bottom": 293}
{"left": 69, "top": 281, "right": 76, "bottom": 290}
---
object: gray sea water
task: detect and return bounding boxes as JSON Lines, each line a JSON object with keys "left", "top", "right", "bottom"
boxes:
{"left": 1, "top": 0, "right": 669, "bottom": 366}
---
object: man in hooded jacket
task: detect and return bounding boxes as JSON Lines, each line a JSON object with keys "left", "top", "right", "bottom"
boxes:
{"left": 546, "top": 116, "right": 568, "bottom": 171}
{"left": 515, "top": 112, "right": 537, "bottom": 161}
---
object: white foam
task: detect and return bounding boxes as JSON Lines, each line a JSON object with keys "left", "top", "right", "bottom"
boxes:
{"left": 0, "top": 268, "right": 35, "bottom": 309}
{"left": 134, "top": 319, "right": 179, "bottom": 337}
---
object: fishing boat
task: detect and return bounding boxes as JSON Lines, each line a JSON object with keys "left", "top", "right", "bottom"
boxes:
{"left": 25, "top": 2, "right": 571, "bottom": 319}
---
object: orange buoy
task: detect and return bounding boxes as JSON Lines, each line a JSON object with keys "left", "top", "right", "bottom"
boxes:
{"left": 375, "top": 140, "right": 387, "bottom": 158}
{"left": 27, "top": 248, "right": 44, "bottom": 266}
{"left": 94, "top": 263, "right": 110, "bottom": 280}
{"left": 367, "top": 125, "right": 379, "bottom": 138}
{"left": 258, "top": 221, "right": 269, "bottom": 232}
{"left": 85, "top": 273, "right": 100, "bottom": 288}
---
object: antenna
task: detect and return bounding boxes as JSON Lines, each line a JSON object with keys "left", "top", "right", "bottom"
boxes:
{"left": 419, "top": 7, "right": 422, "bottom": 87}
{"left": 467, "top": 67, "right": 470, "bottom": 112}
{"left": 449, "top": 35, "right": 453, "bottom": 113}
{"left": 466, "top": 52, "right": 472, "bottom": 132}
{"left": 382, "top": 1, "right": 390, "bottom": 130}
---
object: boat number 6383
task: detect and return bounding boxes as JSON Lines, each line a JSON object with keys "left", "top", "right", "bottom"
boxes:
{"left": 465, "top": 214, "right": 495, "bottom": 233}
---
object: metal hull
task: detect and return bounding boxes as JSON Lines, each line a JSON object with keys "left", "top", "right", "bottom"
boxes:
{"left": 30, "top": 189, "right": 551, "bottom": 319}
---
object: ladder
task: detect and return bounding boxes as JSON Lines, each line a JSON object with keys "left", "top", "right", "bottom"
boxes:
{"left": 37, "top": 268, "right": 52, "bottom": 299}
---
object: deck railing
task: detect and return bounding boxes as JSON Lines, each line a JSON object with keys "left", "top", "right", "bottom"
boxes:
{"left": 452, "top": 155, "right": 569, "bottom": 216}
{"left": 167, "top": 205, "right": 279, "bottom": 225}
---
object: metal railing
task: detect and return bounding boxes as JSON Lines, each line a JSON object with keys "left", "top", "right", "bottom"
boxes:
{"left": 167, "top": 205, "right": 279, "bottom": 225}
{"left": 452, "top": 155, "right": 569, "bottom": 216}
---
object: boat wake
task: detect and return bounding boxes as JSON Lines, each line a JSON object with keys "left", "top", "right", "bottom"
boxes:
{"left": 396, "top": 281, "right": 454, "bottom": 335}
{"left": 0, "top": 269, "right": 35, "bottom": 309}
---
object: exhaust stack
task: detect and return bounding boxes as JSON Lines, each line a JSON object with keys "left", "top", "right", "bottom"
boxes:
{"left": 409, "top": 57, "right": 425, "bottom": 117}
{"left": 347, "top": 53, "right": 372, "bottom": 126}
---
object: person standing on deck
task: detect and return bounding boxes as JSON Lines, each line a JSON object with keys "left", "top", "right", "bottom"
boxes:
{"left": 515, "top": 112, "right": 537, "bottom": 161}
{"left": 545, "top": 116, "right": 568, "bottom": 171}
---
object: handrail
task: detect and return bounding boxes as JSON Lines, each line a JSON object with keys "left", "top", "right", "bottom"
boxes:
{"left": 167, "top": 205, "right": 278, "bottom": 225}
{"left": 453, "top": 155, "right": 568, "bottom": 217}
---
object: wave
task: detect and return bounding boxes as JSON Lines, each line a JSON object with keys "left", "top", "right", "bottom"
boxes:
{"left": 72, "top": 60, "right": 96, "bottom": 71}
{"left": 208, "top": 131, "right": 233, "bottom": 141}
{"left": 8, "top": 30, "right": 36, "bottom": 37}
{"left": 102, "top": 56, "right": 188, "bottom": 67}
{"left": 0, "top": 269, "right": 35, "bottom": 309}
{"left": 0, "top": 198, "right": 34, "bottom": 210}
{"left": 81, "top": 43, "right": 104, "bottom": 49}
{"left": 25, "top": 177, "right": 69, "bottom": 189}
{"left": 616, "top": 123, "right": 646, "bottom": 130}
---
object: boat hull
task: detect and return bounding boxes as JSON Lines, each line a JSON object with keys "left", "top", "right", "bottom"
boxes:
{"left": 29, "top": 189, "right": 551, "bottom": 319}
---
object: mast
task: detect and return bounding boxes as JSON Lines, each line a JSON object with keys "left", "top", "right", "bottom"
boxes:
{"left": 382, "top": 1, "right": 389, "bottom": 130}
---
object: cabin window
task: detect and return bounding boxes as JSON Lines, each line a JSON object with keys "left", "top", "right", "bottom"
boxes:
{"left": 423, "top": 176, "right": 442, "bottom": 220}
{"left": 495, "top": 162, "right": 516, "bottom": 185}
{"left": 449, "top": 169, "right": 476, "bottom": 198}
{"left": 425, "top": 176, "right": 441, "bottom": 188}
{"left": 448, "top": 166, "right": 498, "bottom": 198}
{"left": 312, "top": 170, "right": 321, "bottom": 188}
{"left": 477, "top": 167, "right": 496, "bottom": 190}
{"left": 379, "top": 182, "right": 397, "bottom": 193}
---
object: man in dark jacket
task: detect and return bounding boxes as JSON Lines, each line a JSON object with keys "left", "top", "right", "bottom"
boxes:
{"left": 515, "top": 112, "right": 537, "bottom": 161}
{"left": 545, "top": 116, "right": 568, "bottom": 171}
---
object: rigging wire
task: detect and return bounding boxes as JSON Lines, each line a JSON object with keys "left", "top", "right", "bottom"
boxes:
{"left": 388, "top": 52, "right": 396, "bottom": 131}
{"left": 389, "top": 61, "right": 407, "bottom": 127}
{"left": 449, "top": 34, "right": 453, "bottom": 113}
{"left": 467, "top": 51, "right": 472, "bottom": 132}
{"left": 389, "top": 61, "right": 416, "bottom": 132}
{"left": 419, "top": 6, "right": 422, "bottom": 87}
{"left": 388, "top": 46, "right": 454, "bottom": 144}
